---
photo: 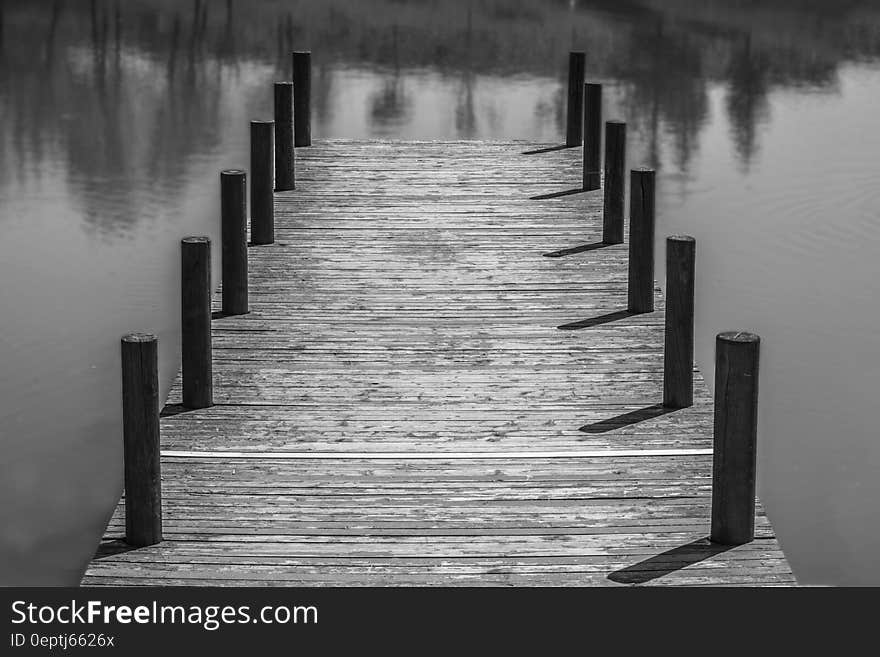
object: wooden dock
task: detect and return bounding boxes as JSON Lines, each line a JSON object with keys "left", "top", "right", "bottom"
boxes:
{"left": 83, "top": 140, "right": 794, "bottom": 586}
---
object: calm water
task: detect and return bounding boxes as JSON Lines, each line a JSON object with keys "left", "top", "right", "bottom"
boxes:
{"left": 3, "top": 0, "right": 880, "bottom": 585}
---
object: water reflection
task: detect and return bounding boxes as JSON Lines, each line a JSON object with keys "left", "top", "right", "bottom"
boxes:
{"left": 4, "top": 1, "right": 880, "bottom": 237}
{"left": 6, "top": 0, "right": 876, "bottom": 238}
{"left": 3, "top": 0, "right": 880, "bottom": 585}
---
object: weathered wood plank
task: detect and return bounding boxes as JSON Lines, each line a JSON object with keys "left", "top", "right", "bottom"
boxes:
{"left": 84, "top": 140, "right": 792, "bottom": 587}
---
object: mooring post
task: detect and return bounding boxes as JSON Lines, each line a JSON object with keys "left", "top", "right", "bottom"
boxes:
{"left": 250, "top": 120, "right": 275, "bottom": 245}
{"left": 181, "top": 237, "right": 213, "bottom": 409}
{"left": 710, "top": 331, "right": 760, "bottom": 545}
{"left": 602, "top": 120, "right": 626, "bottom": 244}
{"left": 292, "top": 51, "right": 312, "bottom": 147}
{"left": 565, "top": 51, "right": 586, "bottom": 146}
{"left": 274, "top": 81, "right": 295, "bottom": 191}
{"left": 627, "top": 168, "right": 656, "bottom": 313}
{"left": 121, "top": 333, "right": 163, "bottom": 547}
{"left": 663, "top": 236, "right": 695, "bottom": 408}
{"left": 221, "top": 170, "right": 248, "bottom": 316}
{"left": 583, "top": 83, "right": 602, "bottom": 191}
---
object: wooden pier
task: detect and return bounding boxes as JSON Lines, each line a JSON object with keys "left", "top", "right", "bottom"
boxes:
{"left": 83, "top": 140, "right": 794, "bottom": 586}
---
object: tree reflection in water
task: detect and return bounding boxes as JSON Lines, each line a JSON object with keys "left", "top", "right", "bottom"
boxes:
{"left": 3, "top": 0, "right": 880, "bottom": 235}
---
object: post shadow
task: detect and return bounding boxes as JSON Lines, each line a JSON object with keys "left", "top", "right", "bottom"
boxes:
{"left": 94, "top": 538, "right": 140, "bottom": 559}
{"left": 161, "top": 403, "right": 198, "bottom": 418}
{"left": 607, "top": 538, "right": 734, "bottom": 584}
{"left": 521, "top": 144, "right": 576, "bottom": 155}
{"left": 530, "top": 187, "right": 587, "bottom": 200}
{"left": 557, "top": 309, "right": 637, "bottom": 331}
{"left": 543, "top": 242, "right": 611, "bottom": 258}
{"left": 579, "top": 403, "right": 675, "bottom": 433}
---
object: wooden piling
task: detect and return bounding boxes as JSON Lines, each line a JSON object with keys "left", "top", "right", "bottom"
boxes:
{"left": 565, "top": 51, "right": 585, "bottom": 147}
{"left": 710, "top": 331, "right": 760, "bottom": 545}
{"left": 602, "top": 121, "right": 626, "bottom": 244}
{"left": 627, "top": 168, "right": 656, "bottom": 314}
{"left": 274, "top": 82, "right": 295, "bottom": 191}
{"left": 121, "top": 333, "right": 162, "bottom": 547}
{"left": 221, "top": 169, "right": 248, "bottom": 316}
{"left": 292, "top": 51, "right": 311, "bottom": 147}
{"left": 583, "top": 83, "right": 602, "bottom": 191}
{"left": 181, "top": 237, "right": 213, "bottom": 409}
{"left": 250, "top": 120, "right": 275, "bottom": 245}
{"left": 663, "top": 236, "right": 695, "bottom": 408}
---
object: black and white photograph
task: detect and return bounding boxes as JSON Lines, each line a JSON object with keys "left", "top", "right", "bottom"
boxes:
{"left": 2, "top": 0, "right": 879, "bottom": 624}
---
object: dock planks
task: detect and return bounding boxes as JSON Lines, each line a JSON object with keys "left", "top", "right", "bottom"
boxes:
{"left": 83, "top": 140, "right": 794, "bottom": 586}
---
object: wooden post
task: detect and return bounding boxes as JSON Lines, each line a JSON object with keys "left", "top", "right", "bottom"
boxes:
{"left": 181, "top": 237, "right": 213, "bottom": 409}
{"left": 221, "top": 169, "right": 248, "bottom": 316}
{"left": 663, "top": 236, "right": 695, "bottom": 409}
{"left": 582, "top": 83, "right": 602, "bottom": 191}
{"left": 292, "top": 50, "right": 311, "bottom": 147}
{"left": 565, "top": 51, "right": 585, "bottom": 147}
{"left": 250, "top": 120, "right": 275, "bottom": 245}
{"left": 121, "top": 333, "right": 162, "bottom": 547}
{"left": 274, "top": 81, "right": 295, "bottom": 191}
{"left": 710, "top": 332, "right": 760, "bottom": 545}
{"left": 627, "top": 168, "right": 656, "bottom": 314}
{"left": 602, "top": 120, "right": 626, "bottom": 244}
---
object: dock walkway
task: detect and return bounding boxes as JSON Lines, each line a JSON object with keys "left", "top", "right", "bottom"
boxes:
{"left": 83, "top": 140, "right": 794, "bottom": 586}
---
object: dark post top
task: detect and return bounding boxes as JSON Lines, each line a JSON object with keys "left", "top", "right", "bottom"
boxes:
{"left": 122, "top": 333, "right": 157, "bottom": 343}
{"left": 718, "top": 331, "right": 760, "bottom": 344}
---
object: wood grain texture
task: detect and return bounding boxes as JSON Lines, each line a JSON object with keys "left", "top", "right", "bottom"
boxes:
{"left": 85, "top": 140, "right": 791, "bottom": 586}
{"left": 220, "top": 170, "right": 249, "bottom": 316}
{"left": 566, "top": 52, "right": 586, "bottom": 146}
{"left": 274, "top": 82, "right": 295, "bottom": 191}
{"left": 627, "top": 167, "right": 655, "bottom": 314}
{"left": 120, "top": 334, "right": 163, "bottom": 547}
{"left": 711, "top": 332, "right": 760, "bottom": 545}
{"left": 250, "top": 121, "right": 275, "bottom": 245}
{"left": 181, "top": 237, "right": 213, "bottom": 409}
{"left": 292, "top": 51, "right": 311, "bottom": 147}
{"left": 663, "top": 236, "right": 695, "bottom": 409}
{"left": 602, "top": 121, "right": 626, "bottom": 245}
{"left": 582, "top": 83, "right": 602, "bottom": 191}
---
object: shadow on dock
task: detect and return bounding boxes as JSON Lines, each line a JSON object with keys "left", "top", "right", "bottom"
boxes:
{"left": 543, "top": 242, "right": 610, "bottom": 258}
{"left": 579, "top": 403, "right": 675, "bottom": 433}
{"left": 607, "top": 539, "right": 734, "bottom": 584}
{"left": 161, "top": 404, "right": 193, "bottom": 418}
{"left": 530, "top": 187, "right": 586, "bottom": 200}
{"left": 521, "top": 144, "right": 575, "bottom": 155}
{"left": 93, "top": 539, "right": 139, "bottom": 560}
{"left": 558, "top": 309, "right": 638, "bottom": 330}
